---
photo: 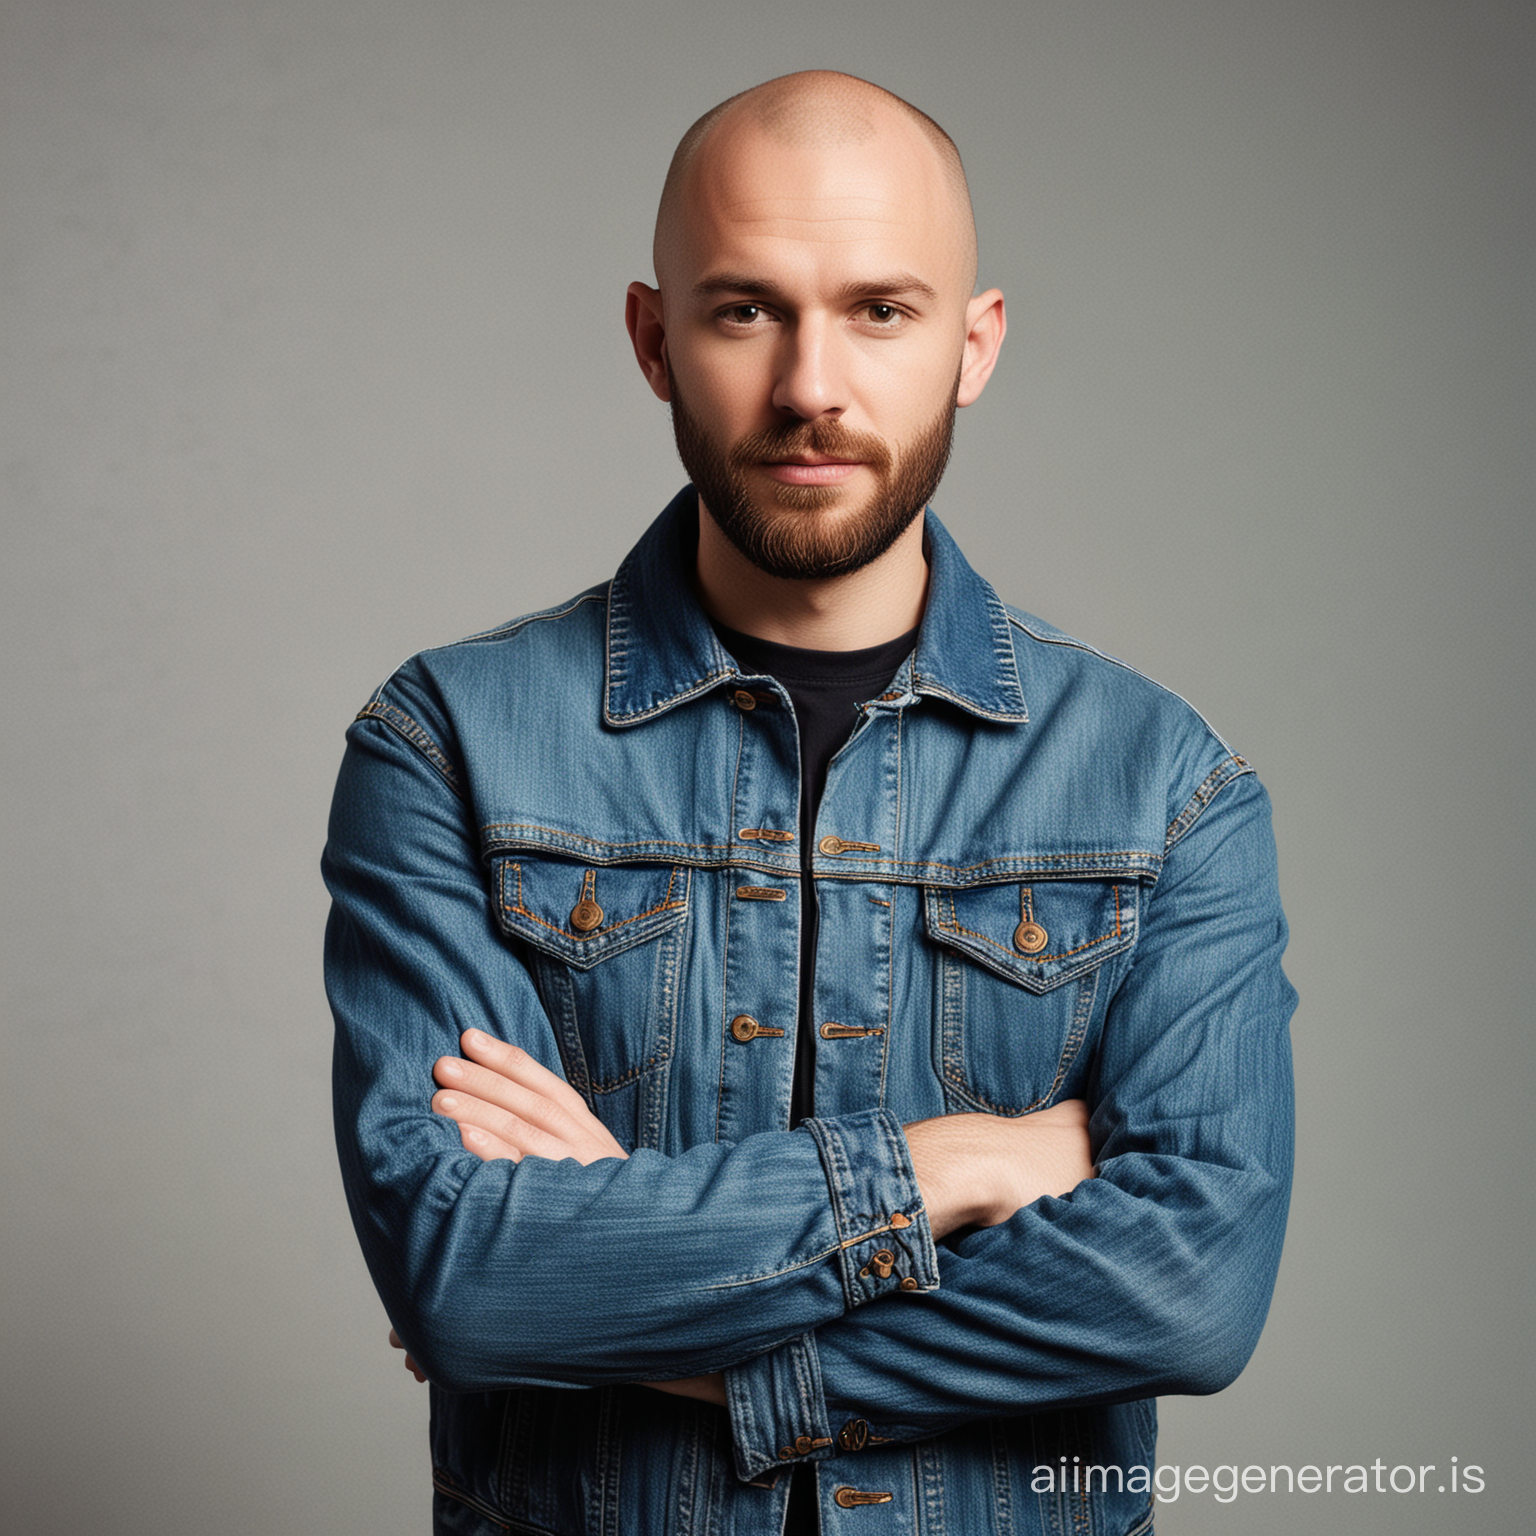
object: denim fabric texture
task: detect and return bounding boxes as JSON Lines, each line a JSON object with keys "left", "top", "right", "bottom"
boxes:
{"left": 324, "top": 488, "right": 1295, "bottom": 1536}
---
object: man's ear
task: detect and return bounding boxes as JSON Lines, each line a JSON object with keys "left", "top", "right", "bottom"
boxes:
{"left": 956, "top": 288, "right": 1006, "bottom": 408}
{"left": 625, "top": 282, "right": 671, "bottom": 402}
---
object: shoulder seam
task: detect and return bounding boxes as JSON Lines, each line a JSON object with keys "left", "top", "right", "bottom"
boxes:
{"left": 1004, "top": 611, "right": 1238, "bottom": 754}
{"left": 360, "top": 587, "right": 607, "bottom": 714}
{"left": 444, "top": 588, "right": 608, "bottom": 648}
{"left": 1164, "top": 755, "right": 1254, "bottom": 850}
{"left": 353, "top": 700, "right": 464, "bottom": 799}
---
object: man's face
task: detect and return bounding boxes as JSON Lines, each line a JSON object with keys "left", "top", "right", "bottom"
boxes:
{"left": 651, "top": 111, "right": 980, "bottom": 582}
{"left": 666, "top": 357, "right": 958, "bottom": 581}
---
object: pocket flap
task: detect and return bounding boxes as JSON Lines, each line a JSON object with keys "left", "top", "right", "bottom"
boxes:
{"left": 493, "top": 858, "right": 689, "bottom": 970}
{"left": 923, "top": 879, "right": 1136, "bottom": 993}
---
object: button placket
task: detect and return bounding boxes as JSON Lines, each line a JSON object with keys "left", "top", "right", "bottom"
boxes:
{"left": 715, "top": 688, "right": 803, "bottom": 1141}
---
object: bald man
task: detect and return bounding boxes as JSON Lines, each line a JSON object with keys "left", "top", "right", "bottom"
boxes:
{"left": 325, "top": 72, "right": 1294, "bottom": 1536}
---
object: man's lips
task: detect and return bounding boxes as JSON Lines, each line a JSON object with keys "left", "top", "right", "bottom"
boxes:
{"left": 758, "top": 457, "right": 865, "bottom": 486}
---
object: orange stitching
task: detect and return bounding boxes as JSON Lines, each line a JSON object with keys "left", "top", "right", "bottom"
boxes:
{"left": 486, "top": 822, "right": 748, "bottom": 854}
{"left": 500, "top": 863, "right": 687, "bottom": 939}
{"left": 483, "top": 822, "right": 1153, "bottom": 874}
{"left": 936, "top": 885, "right": 1124, "bottom": 964}
{"left": 893, "top": 851, "right": 1151, "bottom": 872}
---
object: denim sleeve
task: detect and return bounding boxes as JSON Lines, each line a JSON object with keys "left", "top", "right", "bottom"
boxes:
{"left": 723, "top": 770, "right": 1295, "bottom": 1477}
{"left": 324, "top": 711, "right": 937, "bottom": 1395}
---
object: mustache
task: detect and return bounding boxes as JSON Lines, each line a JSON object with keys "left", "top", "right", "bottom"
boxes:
{"left": 728, "top": 418, "right": 893, "bottom": 472}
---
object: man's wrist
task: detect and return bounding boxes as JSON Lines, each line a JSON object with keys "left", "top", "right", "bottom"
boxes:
{"left": 903, "top": 1115, "right": 997, "bottom": 1237}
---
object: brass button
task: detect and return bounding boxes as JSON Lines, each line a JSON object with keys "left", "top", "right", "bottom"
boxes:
{"left": 1013, "top": 920, "right": 1048, "bottom": 954}
{"left": 818, "top": 834, "right": 845, "bottom": 856}
{"left": 836, "top": 1418, "right": 870, "bottom": 1452}
{"left": 570, "top": 898, "right": 604, "bottom": 933}
{"left": 794, "top": 1435, "right": 814, "bottom": 1456}
{"left": 889, "top": 1212, "right": 912, "bottom": 1230}
{"left": 834, "top": 1487, "right": 894, "bottom": 1508}
{"left": 729, "top": 1014, "right": 784, "bottom": 1043}
{"left": 732, "top": 688, "right": 757, "bottom": 710}
{"left": 869, "top": 1249, "right": 895, "bottom": 1279}
{"left": 899, "top": 1277, "right": 920, "bottom": 1292}
{"left": 779, "top": 1446, "right": 796, "bottom": 1461}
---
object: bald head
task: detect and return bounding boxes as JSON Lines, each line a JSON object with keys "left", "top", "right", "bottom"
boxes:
{"left": 653, "top": 72, "right": 978, "bottom": 295}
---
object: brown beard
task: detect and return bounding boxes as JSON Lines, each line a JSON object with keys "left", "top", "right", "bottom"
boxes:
{"left": 667, "top": 363, "right": 958, "bottom": 580}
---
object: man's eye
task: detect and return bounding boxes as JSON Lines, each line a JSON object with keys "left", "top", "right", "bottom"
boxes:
{"left": 723, "top": 304, "right": 765, "bottom": 325}
{"left": 864, "top": 304, "right": 903, "bottom": 326}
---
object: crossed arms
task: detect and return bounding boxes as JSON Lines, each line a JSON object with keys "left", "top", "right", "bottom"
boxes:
{"left": 325, "top": 706, "right": 1294, "bottom": 1469}
{"left": 396, "top": 1032, "right": 1098, "bottom": 1404}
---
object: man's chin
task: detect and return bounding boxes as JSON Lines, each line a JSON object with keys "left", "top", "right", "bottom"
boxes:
{"left": 758, "top": 481, "right": 849, "bottom": 513}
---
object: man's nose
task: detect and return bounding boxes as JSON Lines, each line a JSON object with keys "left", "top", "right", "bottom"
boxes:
{"left": 769, "top": 317, "right": 846, "bottom": 420}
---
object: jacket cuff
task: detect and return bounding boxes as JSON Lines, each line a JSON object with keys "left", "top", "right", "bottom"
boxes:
{"left": 724, "top": 1332, "right": 833, "bottom": 1482}
{"left": 722, "top": 1110, "right": 939, "bottom": 1481}
{"left": 803, "top": 1106, "right": 940, "bottom": 1308}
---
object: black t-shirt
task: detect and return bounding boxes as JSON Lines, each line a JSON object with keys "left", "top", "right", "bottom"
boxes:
{"left": 711, "top": 621, "right": 919, "bottom": 1128}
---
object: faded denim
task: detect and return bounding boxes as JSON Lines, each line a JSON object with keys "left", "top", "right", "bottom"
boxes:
{"left": 324, "top": 488, "right": 1295, "bottom": 1536}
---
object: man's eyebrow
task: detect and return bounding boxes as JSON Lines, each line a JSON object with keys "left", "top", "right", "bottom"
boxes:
{"left": 691, "top": 272, "right": 939, "bottom": 304}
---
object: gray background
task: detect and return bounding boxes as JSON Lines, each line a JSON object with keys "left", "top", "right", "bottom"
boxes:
{"left": 2, "top": 1, "right": 1530, "bottom": 1531}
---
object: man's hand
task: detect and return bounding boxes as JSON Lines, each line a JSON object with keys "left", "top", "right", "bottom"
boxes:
{"left": 417, "top": 1031, "right": 725, "bottom": 1403}
{"left": 431, "top": 1029, "right": 630, "bottom": 1165}
{"left": 389, "top": 1326, "right": 427, "bottom": 1383}
{"left": 904, "top": 1099, "right": 1094, "bottom": 1241}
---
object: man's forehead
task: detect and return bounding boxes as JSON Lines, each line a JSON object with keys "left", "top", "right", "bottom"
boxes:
{"left": 704, "top": 193, "right": 916, "bottom": 241}
{"left": 693, "top": 110, "right": 941, "bottom": 210}
{"left": 674, "top": 133, "right": 956, "bottom": 278}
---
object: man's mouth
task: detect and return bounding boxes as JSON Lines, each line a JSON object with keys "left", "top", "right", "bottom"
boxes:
{"left": 760, "top": 456, "right": 865, "bottom": 486}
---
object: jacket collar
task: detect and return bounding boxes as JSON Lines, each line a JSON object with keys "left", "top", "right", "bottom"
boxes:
{"left": 604, "top": 487, "right": 1028, "bottom": 727}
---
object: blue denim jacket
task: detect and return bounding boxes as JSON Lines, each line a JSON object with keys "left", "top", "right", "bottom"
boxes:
{"left": 324, "top": 488, "right": 1295, "bottom": 1536}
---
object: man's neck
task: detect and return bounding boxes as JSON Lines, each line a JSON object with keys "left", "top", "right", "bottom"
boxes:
{"left": 694, "top": 497, "right": 929, "bottom": 651}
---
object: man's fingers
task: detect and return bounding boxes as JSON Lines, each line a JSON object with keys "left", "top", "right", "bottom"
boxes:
{"left": 458, "top": 1121, "right": 521, "bottom": 1162}
{"left": 388, "top": 1327, "right": 427, "bottom": 1384}
{"left": 459, "top": 1030, "right": 592, "bottom": 1117}
{"left": 433, "top": 1056, "right": 590, "bottom": 1144}
{"left": 434, "top": 1043, "right": 629, "bottom": 1162}
{"left": 432, "top": 1088, "right": 576, "bottom": 1162}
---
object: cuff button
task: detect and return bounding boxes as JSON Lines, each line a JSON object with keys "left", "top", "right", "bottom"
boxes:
{"left": 836, "top": 1418, "right": 870, "bottom": 1452}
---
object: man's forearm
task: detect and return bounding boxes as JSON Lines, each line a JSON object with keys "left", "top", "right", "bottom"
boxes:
{"left": 428, "top": 1058, "right": 1097, "bottom": 1410}
{"left": 903, "top": 1099, "right": 1094, "bottom": 1238}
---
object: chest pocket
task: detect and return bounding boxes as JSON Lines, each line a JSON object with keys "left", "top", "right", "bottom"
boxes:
{"left": 492, "top": 857, "right": 691, "bottom": 1099}
{"left": 922, "top": 877, "right": 1139, "bottom": 1114}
